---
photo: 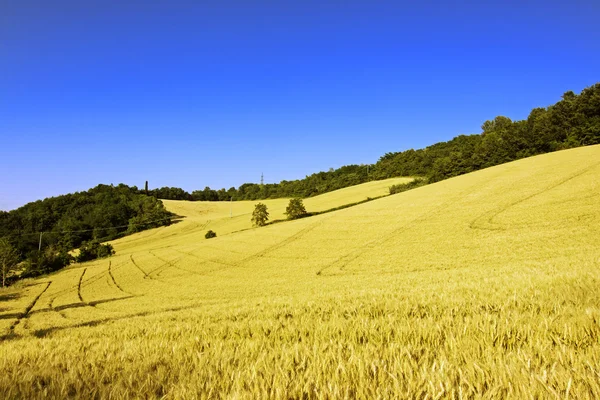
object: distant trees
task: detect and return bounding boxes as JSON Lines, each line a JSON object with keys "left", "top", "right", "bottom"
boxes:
{"left": 149, "top": 187, "right": 190, "bottom": 200}
{"left": 205, "top": 230, "right": 217, "bottom": 239}
{"left": 372, "top": 84, "right": 600, "bottom": 183}
{"left": 285, "top": 198, "right": 307, "bottom": 220}
{"left": 0, "top": 184, "right": 173, "bottom": 284}
{"left": 141, "top": 84, "right": 600, "bottom": 204}
{"left": 0, "top": 239, "right": 19, "bottom": 287}
{"left": 2, "top": 84, "right": 599, "bottom": 283}
{"left": 251, "top": 203, "right": 269, "bottom": 227}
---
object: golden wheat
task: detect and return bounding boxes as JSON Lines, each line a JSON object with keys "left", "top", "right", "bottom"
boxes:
{"left": 1, "top": 147, "right": 600, "bottom": 398}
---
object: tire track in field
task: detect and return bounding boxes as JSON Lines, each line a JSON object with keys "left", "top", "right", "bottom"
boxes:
{"left": 33, "top": 261, "right": 131, "bottom": 321}
{"left": 171, "top": 248, "right": 237, "bottom": 275}
{"left": 146, "top": 250, "right": 185, "bottom": 277}
{"left": 107, "top": 260, "right": 131, "bottom": 294}
{"left": 75, "top": 268, "right": 99, "bottom": 309}
{"left": 316, "top": 179, "right": 495, "bottom": 276}
{"left": 469, "top": 160, "right": 600, "bottom": 231}
{"left": 30, "top": 302, "right": 208, "bottom": 340}
{"left": 130, "top": 254, "right": 153, "bottom": 279}
{"left": 239, "top": 219, "right": 329, "bottom": 265}
{"left": 1, "top": 281, "right": 52, "bottom": 340}
{"left": 152, "top": 254, "right": 199, "bottom": 277}
{"left": 47, "top": 268, "right": 109, "bottom": 310}
{"left": 47, "top": 267, "right": 109, "bottom": 315}
{"left": 77, "top": 268, "right": 87, "bottom": 302}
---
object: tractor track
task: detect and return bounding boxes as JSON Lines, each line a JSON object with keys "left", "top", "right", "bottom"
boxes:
{"left": 107, "top": 260, "right": 130, "bottom": 294}
{"left": 1, "top": 281, "right": 52, "bottom": 340}
{"left": 316, "top": 179, "right": 495, "bottom": 276}
{"left": 469, "top": 161, "right": 600, "bottom": 231}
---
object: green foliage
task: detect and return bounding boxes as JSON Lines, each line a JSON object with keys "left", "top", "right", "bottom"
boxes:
{"left": 76, "top": 241, "right": 115, "bottom": 263}
{"left": 375, "top": 84, "right": 600, "bottom": 183}
{"left": 389, "top": 178, "right": 428, "bottom": 195}
{"left": 0, "top": 184, "right": 172, "bottom": 280}
{"left": 0, "top": 238, "right": 19, "bottom": 287}
{"left": 127, "top": 196, "right": 172, "bottom": 234}
{"left": 23, "top": 246, "right": 73, "bottom": 278}
{"left": 147, "top": 83, "right": 600, "bottom": 203}
{"left": 205, "top": 230, "right": 217, "bottom": 239}
{"left": 150, "top": 186, "right": 191, "bottom": 200}
{"left": 285, "top": 198, "right": 307, "bottom": 220}
{"left": 251, "top": 203, "right": 269, "bottom": 227}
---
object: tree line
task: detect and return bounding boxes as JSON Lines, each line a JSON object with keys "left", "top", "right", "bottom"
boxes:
{"left": 1, "top": 83, "right": 598, "bottom": 284}
{"left": 150, "top": 84, "right": 600, "bottom": 201}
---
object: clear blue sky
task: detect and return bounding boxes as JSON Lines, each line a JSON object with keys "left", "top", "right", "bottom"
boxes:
{"left": 1, "top": 0, "right": 599, "bottom": 210}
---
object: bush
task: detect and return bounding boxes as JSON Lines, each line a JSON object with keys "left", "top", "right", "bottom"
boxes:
{"left": 205, "top": 230, "right": 217, "bottom": 239}
{"left": 76, "top": 241, "right": 115, "bottom": 263}
{"left": 285, "top": 198, "right": 307, "bottom": 220}
{"left": 389, "top": 178, "right": 428, "bottom": 195}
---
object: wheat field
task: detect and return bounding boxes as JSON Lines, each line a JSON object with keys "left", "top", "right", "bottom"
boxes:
{"left": 1, "top": 146, "right": 600, "bottom": 398}
{"left": 111, "top": 177, "right": 413, "bottom": 255}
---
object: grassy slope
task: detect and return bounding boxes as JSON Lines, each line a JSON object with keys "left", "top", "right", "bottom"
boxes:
{"left": 110, "top": 176, "right": 413, "bottom": 254}
{"left": 1, "top": 147, "right": 600, "bottom": 398}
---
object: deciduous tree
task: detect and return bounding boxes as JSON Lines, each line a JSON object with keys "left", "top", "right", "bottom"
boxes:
{"left": 251, "top": 203, "right": 269, "bottom": 227}
{"left": 285, "top": 198, "right": 307, "bottom": 220}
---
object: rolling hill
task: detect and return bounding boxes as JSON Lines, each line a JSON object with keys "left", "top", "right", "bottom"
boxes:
{"left": 1, "top": 146, "right": 599, "bottom": 398}
{"left": 110, "top": 176, "right": 413, "bottom": 254}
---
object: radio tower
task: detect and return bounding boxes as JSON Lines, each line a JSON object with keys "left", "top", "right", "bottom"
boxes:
{"left": 261, "top": 172, "right": 264, "bottom": 186}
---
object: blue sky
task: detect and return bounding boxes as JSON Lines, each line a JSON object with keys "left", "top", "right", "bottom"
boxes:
{"left": 1, "top": 0, "right": 599, "bottom": 210}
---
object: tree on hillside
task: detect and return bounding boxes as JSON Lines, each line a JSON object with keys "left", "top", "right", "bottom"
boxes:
{"left": 0, "top": 239, "right": 20, "bottom": 287}
{"left": 285, "top": 198, "right": 307, "bottom": 220}
{"left": 251, "top": 203, "right": 269, "bottom": 227}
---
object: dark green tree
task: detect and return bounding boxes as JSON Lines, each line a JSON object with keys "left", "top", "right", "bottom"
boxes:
{"left": 285, "top": 198, "right": 307, "bottom": 220}
{"left": 251, "top": 203, "right": 269, "bottom": 227}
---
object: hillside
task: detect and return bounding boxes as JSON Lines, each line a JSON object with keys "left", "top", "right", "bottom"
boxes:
{"left": 1, "top": 146, "right": 600, "bottom": 397}
{"left": 110, "top": 177, "right": 412, "bottom": 254}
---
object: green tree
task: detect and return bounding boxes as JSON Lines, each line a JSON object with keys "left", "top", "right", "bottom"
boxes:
{"left": 76, "top": 241, "right": 115, "bottom": 263}
{"left": 285, "top": 198, "right": 307, "bottom": 220}
{"left": 251, "top": 203, "right": 269, "bottom": 226}
{"left": 0, "top": 239, "right": 20, "bottom": 287}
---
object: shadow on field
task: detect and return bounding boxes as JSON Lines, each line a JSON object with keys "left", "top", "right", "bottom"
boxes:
{"left": 34, "top": 295, "right": 137, "bottom": 315}
{"left": 0, "top": 292, "right": 20, "bottom": 302}
{"left": 26, "top": 303, "right": 204, "bottom": 340}
{"left": 0, "top": 312, "right": 22, "bottom": 320}
{"left": 0, "top": 293, "right": 23, "bottom": 319}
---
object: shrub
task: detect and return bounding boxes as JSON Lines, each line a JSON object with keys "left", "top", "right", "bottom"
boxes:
{"left": 76, "top": 241, "right": 115, "bottom": 263}
{"left": 205, "top": 230, "right": 217, "bottom": 239}
{"left": 389, "top": 178, "right": 428, "bottom": 195}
